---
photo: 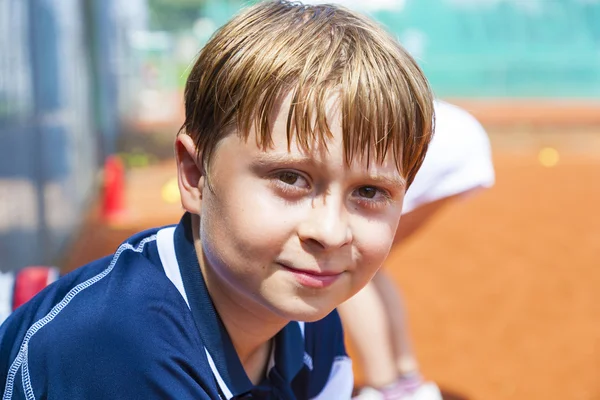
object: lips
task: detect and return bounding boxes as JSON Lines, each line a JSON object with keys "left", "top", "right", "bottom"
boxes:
{"left": 278, "top": 263, "right": 343, "bottom": 289}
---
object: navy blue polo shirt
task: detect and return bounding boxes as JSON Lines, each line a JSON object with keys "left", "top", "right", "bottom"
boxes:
{"left": 0, "top": 213, "right": 353, "bottom": 399}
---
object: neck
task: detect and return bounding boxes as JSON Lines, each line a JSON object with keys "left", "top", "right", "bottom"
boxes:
{"left": 191, "top": 215, "right": 286, "bottom": 384}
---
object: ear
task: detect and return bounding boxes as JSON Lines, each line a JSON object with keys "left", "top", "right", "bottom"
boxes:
{"left": 175, "top": 134, "right": 205, "bottom": 215}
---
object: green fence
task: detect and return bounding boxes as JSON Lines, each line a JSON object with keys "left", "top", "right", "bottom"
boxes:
{"left": 201, "top": 0, "right": 600, "bottom": 98}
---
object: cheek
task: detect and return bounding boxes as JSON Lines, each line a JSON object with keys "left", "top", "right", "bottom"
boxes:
{"left": 203, "top": 179, "right": 294, "bottom": 263}
{"left": 352, "top": 217, "right": 399, "bottom": 274}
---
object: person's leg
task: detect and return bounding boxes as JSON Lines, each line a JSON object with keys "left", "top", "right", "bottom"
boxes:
{"left": 380, "top": 195, "right": 461, "bottom": 375}
{"left": 371, "top": 270, "right": 419, "bottom": 376}
{"left": 344, "top": 270, "right": 429, "bottom": 400}
{"left": 338, "top": 280, "right": 398, "bottom": 388}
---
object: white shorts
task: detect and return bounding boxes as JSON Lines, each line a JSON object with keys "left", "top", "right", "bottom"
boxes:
{"left": 403, "top": 100, "right": 495, "bottom": 214}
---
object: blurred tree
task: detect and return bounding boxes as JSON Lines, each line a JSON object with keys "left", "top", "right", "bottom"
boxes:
{"left": 148, "top": 0, "right": 207, "bottom": 31}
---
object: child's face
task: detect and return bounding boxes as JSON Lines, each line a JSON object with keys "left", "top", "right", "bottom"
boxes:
{"left": 187, "top": 96, "right": 405, "bottom": 322}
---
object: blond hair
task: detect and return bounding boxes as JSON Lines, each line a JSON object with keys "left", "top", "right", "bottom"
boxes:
{"left": 182, "top": 0, "right": 434, "bottom": 187}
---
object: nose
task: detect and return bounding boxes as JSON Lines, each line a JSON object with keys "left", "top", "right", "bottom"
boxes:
{"left": 297, "top": 196, "right": 352, "bottom": 250}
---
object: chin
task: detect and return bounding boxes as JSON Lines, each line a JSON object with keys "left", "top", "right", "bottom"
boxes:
{"left": 269, "top": 298, "right": 338, "bottom": 323}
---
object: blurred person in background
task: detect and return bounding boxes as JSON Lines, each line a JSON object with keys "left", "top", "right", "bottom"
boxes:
{"left": 342, "top": 100, "right": 495, "bottom": 400}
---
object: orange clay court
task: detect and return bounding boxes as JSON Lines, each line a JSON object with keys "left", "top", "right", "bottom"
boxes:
{"left": 62, "top": 104, "right": 600, "bottom": 400}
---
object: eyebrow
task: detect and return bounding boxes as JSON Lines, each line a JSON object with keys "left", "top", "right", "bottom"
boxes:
{"left": 251, "top": 152, "right": 406, "bottom": 190}
{"left": 364, "top": 174, "right": 406, "bottom": 191}
{"left": 251, "top": 152, "right": 325, "bottom": 168}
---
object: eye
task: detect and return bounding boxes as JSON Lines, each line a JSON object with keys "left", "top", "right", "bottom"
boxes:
{"left": 278, "top": 171, "right": 300, "bottom": 186}
{"left": 270, "top": 171, "right": 311, "bottom": 197}
{"left": 352, "top": 185, "right": 392, "bottom": 209}
{"left": 357, "top": 186, "right": 378, "bottom": 199}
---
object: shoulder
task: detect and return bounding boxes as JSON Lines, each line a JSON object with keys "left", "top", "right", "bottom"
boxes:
{"left": 434, "top": 100, "right": 485, "bottom": 132}
{"left": 421, "top": 100, "right": 494, "bottom": 176}
{"left": 2, "top": 228, "right": 193, "bottom": 353}
{"left": 432, "top": 100, "right": 490, "bottom": 151}
{"left": 0, "top": 227, "right": 217, "bottom": 399}
{"left": 2, "top": 228, "right": 168, "bottom": 329}
{"left": 402, "top": 100, "right": 495, "bottom": 213}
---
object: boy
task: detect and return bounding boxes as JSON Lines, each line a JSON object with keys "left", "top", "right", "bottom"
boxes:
{"left": 0, "top": 1, "right": 434, "bottom": 398}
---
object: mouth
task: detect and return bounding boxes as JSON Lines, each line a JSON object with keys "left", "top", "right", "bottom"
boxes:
{"left": 277, "top": 263, "right": 343, "bottom": 289}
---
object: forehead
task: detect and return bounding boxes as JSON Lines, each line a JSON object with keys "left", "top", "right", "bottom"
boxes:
{"left": 240, "top": 93, "right": 404, "bottom": 186}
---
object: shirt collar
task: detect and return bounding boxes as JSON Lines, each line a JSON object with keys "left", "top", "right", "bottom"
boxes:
{"left": 173, "top": 213, "right": 305, "bottom": 398}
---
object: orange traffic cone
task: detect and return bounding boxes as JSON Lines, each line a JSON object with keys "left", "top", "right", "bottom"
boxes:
{"left": 101, "top": 155, "right": 126, "bottom": 224}
{"left": 12, "top": 266, "right": 60, "bottom": 310}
